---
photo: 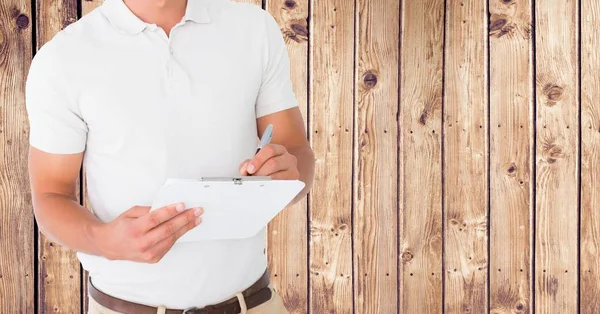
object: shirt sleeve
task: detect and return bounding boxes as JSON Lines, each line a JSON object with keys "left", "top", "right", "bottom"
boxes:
{"left": 255, "top": 11, "right": 298, "bottom": 118}
{"left": 25, "top": 41, "right": 88, "bottom": 154}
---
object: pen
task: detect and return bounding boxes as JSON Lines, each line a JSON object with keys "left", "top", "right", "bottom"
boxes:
{"left": 256, "top": 124, "right": 273, "bottom": 155}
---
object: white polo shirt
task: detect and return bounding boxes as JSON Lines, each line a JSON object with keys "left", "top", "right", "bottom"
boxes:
{"left": 25, "top": 0, "right": 297, "bottom": 308}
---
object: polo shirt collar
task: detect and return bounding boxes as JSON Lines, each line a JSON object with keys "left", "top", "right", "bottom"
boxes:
{"left": 101, "top": 0, "right": 211, "bottom": 35}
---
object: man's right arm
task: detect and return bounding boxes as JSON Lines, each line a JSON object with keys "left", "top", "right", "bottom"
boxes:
{"left": 29, "top": 147, "right": 204, "bottom": 263}
{"left": 28, "top": 147, "right": 105, "bottom": 256}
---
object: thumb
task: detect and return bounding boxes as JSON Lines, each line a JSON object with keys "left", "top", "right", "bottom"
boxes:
{"left": 122, "top": 205, "right": 151, "bottom": 218}
{"left": 239, "top": 159, "right": 251, "bottom": 175}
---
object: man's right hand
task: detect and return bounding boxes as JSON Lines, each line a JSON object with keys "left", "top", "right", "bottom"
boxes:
{"left": 90, "top": 203, "right": 203, "bottom": 263}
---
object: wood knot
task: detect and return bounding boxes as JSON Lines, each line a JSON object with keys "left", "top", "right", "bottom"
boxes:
{"left": 503, "top": 0, "right": 513, "bottom": 3}
{"left": 285, "top": 23, "right": 308, "bottom": 43}
{"left": 284, "top": 0, "right": 296, "bottom": 9}
{"left": 419, "top": 109, "right": 429, "bottom": 125}
{"left": 489, "top": 15, "right": 514, "bottom": 38}
{"left": 362, "top": 71, "right": 378, "bottom": 89}
{"left": 489, "top": 17, "right": 507, "bottom": 32}
{"left": 543, "top": 141, "right": 564, "bottom": 164}
{"left": 16, "top": 14, "right": 30, "bottom": 29}
{"left": 291, "top": 23, "right": 308, "bottom": 37}
{"left": 338, "top": 224, "right": 348, "bottom": 231}
{"left": 543, "top": 84, "right": 564, "bottom": 106}
{"left": 401, "top": 252, "right": 413, "bottom": 262}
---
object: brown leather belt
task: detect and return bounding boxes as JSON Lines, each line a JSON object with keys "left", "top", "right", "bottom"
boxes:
{"left": 88, "top": 270, "right": 272, "bottom": 314}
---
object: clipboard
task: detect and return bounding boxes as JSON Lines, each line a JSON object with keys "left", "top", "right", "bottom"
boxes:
{"left": 150, "top": 176, "right": 305, "bottom": 242}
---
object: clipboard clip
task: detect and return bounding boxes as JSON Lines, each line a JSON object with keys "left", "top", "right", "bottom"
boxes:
{"left": 198, "top": 176, "right": 272, "bottom": 185}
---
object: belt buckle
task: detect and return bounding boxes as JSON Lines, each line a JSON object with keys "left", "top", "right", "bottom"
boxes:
{"left": 182, "top": 307, "right": 199, "bottom": 314}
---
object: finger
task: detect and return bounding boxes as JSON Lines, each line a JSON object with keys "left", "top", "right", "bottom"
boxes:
{"left": 135, "top": 202, "right": 187, "bottom": 231}
{"left": 269, "top": 169, "right": 300, "bottom": 180}
{"left": 239, "top": 159, "right": 251, "bottom": 175}
{"left": 143, "top": 216, "right": 201, "bottom": 263}
{"left": 122, "top": 206, "right": 151, "bottom": 218}
{"left": 247, "top": 144, "right": 285, "bottom": 175}
{"left": 144, "top": 207, "right": 203, "bottom": 246}
{"left": 253, "top": 155, "right": 290, "bottom": 176}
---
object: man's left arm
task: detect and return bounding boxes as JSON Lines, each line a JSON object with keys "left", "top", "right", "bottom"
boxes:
{"left": 239, "top": 107, "right": 315, "bottom": 204}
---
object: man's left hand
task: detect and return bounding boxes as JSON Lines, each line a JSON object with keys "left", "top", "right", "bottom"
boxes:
{"left": 238, "top": 144, "right": 300, "bottom": 180}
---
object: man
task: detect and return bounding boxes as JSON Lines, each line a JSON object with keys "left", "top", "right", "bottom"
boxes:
{"left": 25, "top": 0, "right": 315, "bottom": 312}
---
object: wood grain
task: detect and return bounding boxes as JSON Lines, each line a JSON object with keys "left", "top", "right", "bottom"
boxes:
{"left": 534, "top": 0, "right": 579, "bottom": 313}
{"left": 488, "top": 0, "right": 533, "bottom": 313}
{"left": 443, "top": 0, "right": 488, "bottom": 312}
{"left": 399, "top": 0, "right": 444, "bottom": 313}
{"left": 0, "top": 0, "right": 34, "bottom": 312}
{"left": 580, "top": 0, "right": 600, "bottom": 312}
{"left": 353, "top": 0, "right": 398, "bottom": 313}
{"left": 35, "top": 1, "right": 81, "bottom": 313}
{"left": 308, "top": 0, "right": 354, "bottom": 313}
{"left": 264, "top": 0, "right": 308, "bottom": 313}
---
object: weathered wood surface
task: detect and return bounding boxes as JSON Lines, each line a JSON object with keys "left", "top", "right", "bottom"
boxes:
{"left": 488, "top": 0, "right": 534, "bottom": 313}
{"left": 534, "top": 0, "right": 579, "bottom": 312}
{"left": 443, "top": 0, "right": 489, "bottom": 312}
{"left": 264, "top": 0, "right": 308, "bottom": 313}
{"left": 35, "top": 1, "right": 82, "bottom": 313}
{"left": 353, "top": 0, "right": 399, "bottom": 313}
{"left": 580, "top": 0, "right": 600, "bottom": 313}
{"left": 399, "top": 0, "right": 444, "bottom": 313}
{"left": 308, "top": 0, "right": 354, "bottom": 313}
{"left": 0, "top": 0, "right": 35, "bottom": 312}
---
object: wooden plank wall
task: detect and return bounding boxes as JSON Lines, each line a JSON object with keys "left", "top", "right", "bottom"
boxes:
{"left": 1, "top": 0, "right": 600, "bottom": 313}
{"left": 489, "top": 0, "right": 533, "bottom": 313}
